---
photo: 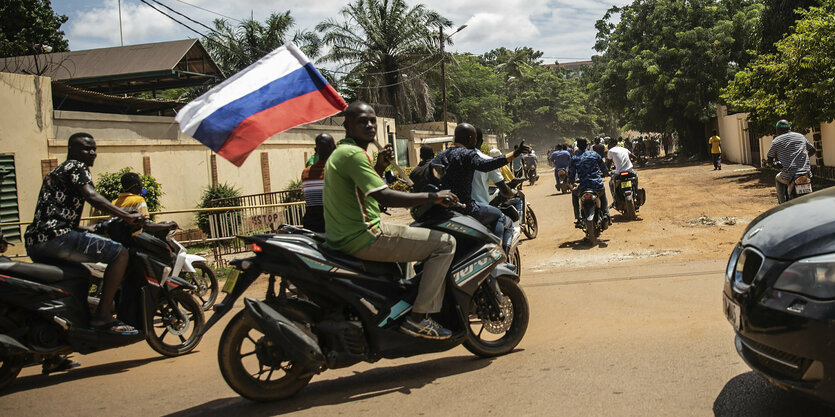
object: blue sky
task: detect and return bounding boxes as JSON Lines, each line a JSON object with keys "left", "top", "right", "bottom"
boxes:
{"left": 52, "top": 0, "right": 629, "bottom": 63}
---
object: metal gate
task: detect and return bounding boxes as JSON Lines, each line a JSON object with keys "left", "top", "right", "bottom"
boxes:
{"left": 207, "top": 189, "right": 306, "bottom": 265}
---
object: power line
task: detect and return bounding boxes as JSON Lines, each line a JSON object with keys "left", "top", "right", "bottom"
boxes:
{"left": 139, "top": 0, "right": 207, "bottom": 39}
{"left": 148, "top": 0, "right": 217, "bottom": 35}
{"left": 167, "top": 0, "right": 242, "bottom": 22}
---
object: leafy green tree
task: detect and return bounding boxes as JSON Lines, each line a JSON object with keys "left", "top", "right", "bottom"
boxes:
{"left": 593, "top": 0, "right": 761, "bottom": 155}
{"left": 0, "top": 0, "right": 68, "bottom": 58}
{"left": 195, "top": 183, "right": 241, "bottom": 235}
{"left": 203, "top": 11, "right": 321, "bottom": 76}
{"left": 722, "top": 0, "right": 835, "bottom": 134}
{"left": 316, "top": 0, "right": 452, "bottom": 122}
{"left": 440, "top": 53, "right": 512, "bottom": 134}
{"left": 480, "top": 47, "right": 544, "bottom": 80}
{"left": 757, "top": 0, "right": 819, "bottom": 53}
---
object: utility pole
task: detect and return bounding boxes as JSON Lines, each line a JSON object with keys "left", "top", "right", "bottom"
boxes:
{"left": 440, "top": 26, "right": 447, "bottom": 135}
{"left": 118, "top": 0, "right": 124, "bottom": 46}
{"left": 439, "top": 25, "right": 467, "bottom": 136}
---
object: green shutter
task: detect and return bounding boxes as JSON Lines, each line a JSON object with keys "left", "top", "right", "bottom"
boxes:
{"left": 0, "top": 154, "right": 20, "bottom": 242}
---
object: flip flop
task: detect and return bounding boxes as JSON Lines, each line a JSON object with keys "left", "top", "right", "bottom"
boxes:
{"left": 90, "top": 319, "right": 139, "bottom": 335}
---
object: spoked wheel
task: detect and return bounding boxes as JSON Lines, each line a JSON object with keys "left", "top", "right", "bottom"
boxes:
{"left": 585, "top": 219, "right": 597, "bottom": 245}
{"left": 184, "top": 262, "right": 218, "bottom": 311}
{"left": 146, "top": 291, "right": 205, "bottom": 356}
{"left": 0, "top": 316, "right": 22, "bottom": 391}
{"left": 463, "top": 276, "right": 529, "bottom": 357}
{"left": 522, "top": 205, "right": 538, "bottom": 239}
{"left": 218, "top": 306, "right": 314, "bottom": 402}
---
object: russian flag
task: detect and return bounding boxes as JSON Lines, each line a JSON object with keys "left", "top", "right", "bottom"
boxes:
{"left": 176, "top": 43, "right": 347, "bottom": 167}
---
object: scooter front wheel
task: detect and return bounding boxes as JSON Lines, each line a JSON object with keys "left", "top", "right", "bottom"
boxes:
{"left": 145, "top": 291, "right": 205, "bottom": 356}
{"left": 464, "top": 276, "right": 529, "bottom": 357}
{"left": 522, "top": 205, "right": 538, "bottom": 239}
{"left": 184, "top": 262, "right": 219, "bottom": 311}
{"left": 218, "top": 306, "right": 314, "bottom": 402}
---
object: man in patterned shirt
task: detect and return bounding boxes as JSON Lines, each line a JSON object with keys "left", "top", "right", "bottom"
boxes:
{"left": 301, "top": 133, "right": 336, "bottom": 232}
{"left": 25, "top": 133, "right": 142, "bottom": 334}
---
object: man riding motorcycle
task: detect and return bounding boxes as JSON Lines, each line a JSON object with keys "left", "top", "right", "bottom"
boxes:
{"left": 569, "top": 138, "right": 611, "bottom": 228}
{"left": 606, "top": 137, "right": 638, "bottom": 197}
{"left": 432, "top": 124, "right": 529, "bottom": 250}
{"left": 549, "top": 144, "right": 572, "bottom": 191}
{"left": 766, "top": 119, "right": 817, "bottom": 204}
{"left": 323, "top": 101, "right": 460, "bottom": 340}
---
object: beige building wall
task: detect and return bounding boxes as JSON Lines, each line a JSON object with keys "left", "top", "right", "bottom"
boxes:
{"left": 820, "top": 122, "right": 835, "bottom": 167}
{"left": 0, "top": 73, "right": 53, "bottom": 256}
{"left": 0, "top": 72, "right": 394, "bottom": 246}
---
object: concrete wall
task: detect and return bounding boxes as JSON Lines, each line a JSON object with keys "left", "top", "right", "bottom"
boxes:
{"left": 0, "top": 72, "right": 394, "bottom": 247}
{"left": 0, "top": 73, "right": 53, "bottom": 256}
{"left": 716, "top": 105, "right": 833, "bottom": 167}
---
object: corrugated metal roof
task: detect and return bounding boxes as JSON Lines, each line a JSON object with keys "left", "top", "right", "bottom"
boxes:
{"left": 0, "top": 39, "right": 221, "bottom": 80}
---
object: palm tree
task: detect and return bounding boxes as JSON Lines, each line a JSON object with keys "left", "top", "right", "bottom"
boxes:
{"left": 316, "top": 0, "right": 452, "bottom": 122}
{"left": 203, "top": 11, "right": 321, "bottom": 76}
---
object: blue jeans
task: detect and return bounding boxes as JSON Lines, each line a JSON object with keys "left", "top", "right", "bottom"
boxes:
{"left": 27, "top": 230, "right": 123, "bottom": 264}
{"left": 471, "top": 203, "right": 511, "bottom": 248}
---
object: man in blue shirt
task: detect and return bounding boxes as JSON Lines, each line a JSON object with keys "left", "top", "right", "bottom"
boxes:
{"left": 549, "top": 144, "right": 572, "bottom": 190}
{"left": 433, "top": 124, "right": 529, "bottom": 246}
{"left": 569, "top": 138, "right": 610, "bottom": 227}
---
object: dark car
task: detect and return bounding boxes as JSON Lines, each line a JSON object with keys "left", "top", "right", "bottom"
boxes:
{"left": 723, "top": 185, "right": 835, "bottom": 404}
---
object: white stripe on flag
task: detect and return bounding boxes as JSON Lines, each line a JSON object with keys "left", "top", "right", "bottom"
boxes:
{"left": 175, "top": 43, "right": 312, "bottom": 137}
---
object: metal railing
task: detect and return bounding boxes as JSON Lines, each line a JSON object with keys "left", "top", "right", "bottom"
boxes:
{"left": 812, "top": 165, "right": 835, "bottom": 181}
{"left": 206, "top": 189, "right": 306, "bottom": 265}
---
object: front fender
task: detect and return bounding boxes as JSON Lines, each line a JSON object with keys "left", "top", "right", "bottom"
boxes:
{"left": 491, "top": 264, "right": 518, "bottom": 280}
{"left": 182, "top": 254, "right": 207, "bottom": 273}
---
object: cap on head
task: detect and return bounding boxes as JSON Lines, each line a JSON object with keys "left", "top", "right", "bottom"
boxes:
{"left": 489, "top": 148, "right": 502, "bottom": 157}
{"left": 776, "top": 119, "right": 791, "bottom": 129}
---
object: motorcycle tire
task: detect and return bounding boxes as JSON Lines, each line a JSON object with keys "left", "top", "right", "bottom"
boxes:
{"left": 625, "top": 199, "right": 637, "bottom": 220}
{"left": 522, "top": 205, "right": 538, "bottom": 239}
{"left": 0, "top": 315, "right": 22, "bottom": 391}
{"left": 218, "top": 306, "right": 314, "bottom": 402}
{"left": 463, "top": 276, "right": 529, "bottom": 357}
{"left": 585, "top": 219, "right": 597, "bottom": 245}
{"left": 508, "top": 246, "right": 522, "bottom": 280}
{"left": 184, "top": 261, "right": 219, "bottom": 311}
{"left": 146, "top": 290, "right": 205, "bottom": 357}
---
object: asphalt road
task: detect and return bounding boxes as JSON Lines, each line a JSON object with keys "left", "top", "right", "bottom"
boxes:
{"left": 2, "top": 162, "right": 834, "bottom": 416}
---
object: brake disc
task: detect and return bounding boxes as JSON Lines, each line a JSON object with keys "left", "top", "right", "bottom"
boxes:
{"left": 482, "top": 296, "right": 514, "bottom": 334}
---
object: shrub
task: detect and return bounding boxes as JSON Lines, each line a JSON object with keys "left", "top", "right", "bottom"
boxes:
{"left": 196, "top": 183, "right": 242, "bottom": 235}
{"left": 95, "top": 167, "right": 163, "bottom": 212}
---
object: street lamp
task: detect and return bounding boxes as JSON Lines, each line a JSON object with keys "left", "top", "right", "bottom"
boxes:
{"left": 440, "top": 24, "right": 468, "bottom": 135}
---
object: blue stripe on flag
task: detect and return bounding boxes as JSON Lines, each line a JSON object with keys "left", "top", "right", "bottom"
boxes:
{"left": 193, "top": 63, "right": 329, "bottom": 151}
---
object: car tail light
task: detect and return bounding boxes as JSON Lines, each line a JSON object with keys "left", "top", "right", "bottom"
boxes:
{"left": 252, "top": 243, "right": 263, "bottom": 253}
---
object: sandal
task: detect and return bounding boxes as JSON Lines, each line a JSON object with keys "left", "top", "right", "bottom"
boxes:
{"left": 90, "top": 319, "right": 139, "bottom": 335}
{"left": 42, "top": 355, "right": 81, "bottom": 374}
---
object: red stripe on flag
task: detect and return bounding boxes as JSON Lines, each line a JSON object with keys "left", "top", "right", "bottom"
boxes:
{"left": 217, "top": 85, "right": 347, "bottom": 167}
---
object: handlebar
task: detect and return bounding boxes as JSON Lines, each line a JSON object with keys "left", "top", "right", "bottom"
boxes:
{"left": 443, "top": 198, "right": 466, "bottom": 209}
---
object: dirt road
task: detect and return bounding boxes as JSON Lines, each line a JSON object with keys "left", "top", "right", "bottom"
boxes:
{"left": 2, "top": 160, "right": 832, "bottom": 416}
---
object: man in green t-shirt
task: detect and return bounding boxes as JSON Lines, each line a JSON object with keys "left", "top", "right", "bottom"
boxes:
{"left": 323, "top": 101, "right": 459, "bottom": 340}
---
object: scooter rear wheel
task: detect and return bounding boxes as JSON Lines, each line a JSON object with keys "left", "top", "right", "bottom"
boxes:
{"left": 464, "top": 276, "right": 529, "bottom": 357}
{"left": 585, "top": 219, "right": 597, "bottom": 245}
{"left": 218, "top": 306, "right": 314, "bottom": 402}
{"left": 625, "top": 199, "right": 637, "bottom": 220}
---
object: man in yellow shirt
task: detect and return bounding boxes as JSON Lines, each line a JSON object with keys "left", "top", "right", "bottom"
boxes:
{"left": 708, "top": 130, "right": 722, "bottom": 170}
{"left": 112, "top": 172, "right": 150, "bottom": 217}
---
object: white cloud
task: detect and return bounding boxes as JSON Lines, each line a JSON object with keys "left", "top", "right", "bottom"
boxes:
{"left": 58, "top": 0, "right": 633, "bottom": 61}
{"left": 67, "top": 0, "right": 183, "bottom": 49}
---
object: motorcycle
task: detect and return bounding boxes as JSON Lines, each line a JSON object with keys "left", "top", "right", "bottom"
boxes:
{"left": 204, "top": 202, "right": 529, "bottom": 402}
{"left": 610, "top": 171, "right": 646, "bottom": 220}
{"left": 86, "top": 233, "right": 218, "bottom": 311}
{"left": 772, "top": 161, "right": 813, "bottom": 202}
{"left": 576, "top": 188, "right": 608, "bottom": 245}
{"left": 0, "top": 219, "right": 205, "bottom": 391}
{"left": 555, "top": 168, "right": 572, "bottom": 194}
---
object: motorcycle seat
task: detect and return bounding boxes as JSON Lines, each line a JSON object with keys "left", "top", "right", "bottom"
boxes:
{"left": 0, "top": 261, "right": 89, "bottom": 283}
{"left": 319, "top": 249, "right": 404, "bottom": 277}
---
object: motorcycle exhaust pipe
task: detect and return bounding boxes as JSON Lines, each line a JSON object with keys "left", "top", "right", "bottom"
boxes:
{"left": 0, "top": 334, "right": 30, "bottom": 355}
{"left": 243, "top": 298, "right": 325, "bottom": 373}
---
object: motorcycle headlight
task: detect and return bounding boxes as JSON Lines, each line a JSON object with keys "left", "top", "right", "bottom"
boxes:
{"left": 773, "top": 253, "right": 835, "bottom": 299}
